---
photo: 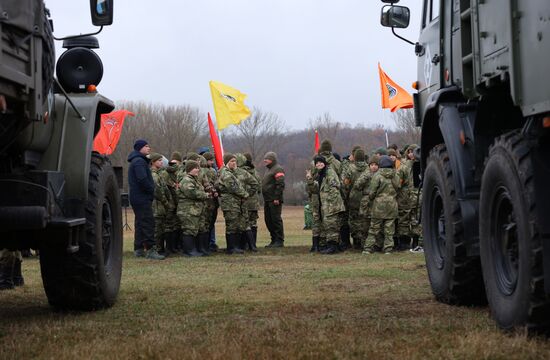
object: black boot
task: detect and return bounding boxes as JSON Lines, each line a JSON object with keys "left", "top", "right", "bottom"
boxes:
{"left": 393, "top": 236, "right": 399, "bottom": 251}
{"left": 175, "top": 229, "right": 183, "bottom": 252}
{"left": 197, "top": 232, "right": 211, "bottom": 256}
{"left": 340, "top": 225, "right": 351, "bottom": 250}
{"left": 12, "top": 259, "right": 24, "bottom": 287}
{"left": 234, "top": 233, "right": 245, "bottom": 253}
{"left": 320, "top": 241, "right": 339, "bottom": 255}
{"left": 310, "top": 236, "right": 320, "bottom": 252}
{"left": 251, "top": 227, "right": 258, "bottom": 250}
{"left": 165, "top": 231, "right": 178, "bottom": 257}
{"left": 182, "top": 235, "right": 204, "bottom": 257}
{"left": 226, "top": 233, "right": 244, "bottom": 254}
{"left": 411, "top": 235, "right": 419, "bottom": 249}
{"left": 0, "top": 260, "right": 15, "bottom": 290}
{"left": 245, "top": 230, "right": 257, "bottom": 252}
{"left": 400, "top": 236, "right": 411, "bottom": 251}
{"left": 239, "top": 232, "right": 249, "bottom": 251}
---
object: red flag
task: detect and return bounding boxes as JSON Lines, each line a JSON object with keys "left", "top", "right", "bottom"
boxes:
{"left": 93, "top": 110, "right": 135, "bottom": 155}
{"left": 314, "top": 130, "right": 320, "bottom": 154}
{"left": 208, "top": 112, "right": 224, "bottom": 168}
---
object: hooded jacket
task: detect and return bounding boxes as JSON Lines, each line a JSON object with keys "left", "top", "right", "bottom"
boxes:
{"left": 127, "top": 150, "right": 155, "bottom": 206}
{"left": 368, "top": 168, "right": 400, "bottom": 219}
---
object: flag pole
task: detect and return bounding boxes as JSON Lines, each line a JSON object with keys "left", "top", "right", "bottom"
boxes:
{"left": 385, "top": 129, "right": 389, "bottom": 148}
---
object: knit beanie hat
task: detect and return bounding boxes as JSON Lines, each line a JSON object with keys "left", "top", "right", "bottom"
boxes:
{"left": 313, "top": 155, "right": 327, "bottom": 166}
{"left": 387, "top": 148, "right": 398, "bottom": 157}
{"left": 170, "top": 151, "right": 182, "bottom": 162}
{"left": 320, "top": 139, "right": 332, "bottom": 153}
{"left": 379, "top": 155, "right": 394, "bottom": 169}
{"left": 133, "top": 139, "right": 148, "bottom": 151}
{"left": 369, "top": 154, "right": 380, "bottom": 165}
{"left": 223, "top": 153, "right": 236, "bottom": 165}
{"left": 185, "top": 160, "right": 200, "bottom": 173}
{"left": 149, "top": 153, "right": 162, "bottom": 162}
{"left": 202, "top": 152, "right": 214, "bottom": 161}
{"left": 354, "top": 149, "right": 366, "bottom": 162}
{"left": 187, "top": 152, "right": 200, "bottom": 161}
{"left": 244, "top": 152, "right": 253, "bottom": 162}
{"left": 351, "top": 145, "right": 362, "bottom": 157}
{"left": 264, "top": 151, "right": 277, "bottom": 162}
{"left": 375, "top": 147, "right": 388, "bottom": 156}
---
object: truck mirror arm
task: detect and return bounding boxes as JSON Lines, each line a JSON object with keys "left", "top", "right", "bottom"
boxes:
{"left": 53, "top": 26, "right": 104, "bottom": 42}
{"left": 391, "top": 27, "right": 415, "bottom": 46}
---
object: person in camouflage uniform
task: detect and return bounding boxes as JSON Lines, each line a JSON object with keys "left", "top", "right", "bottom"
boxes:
{"left": 150, "top": 153, "right": 174, "bottom": 255}
{"left": 306, "top": 155, "right": 345, "bottom": 254}
{"left": 262, "top": 151, "right": 285, "bottom": 248}
{"left": 0, "top": 249, "right": 24, "bottom": 290}
{"left": 389, "top": 148, "right": 413, "bottom": 251}
{"left": 342, "top": 148, "right": 369, "bottom": 250}
{"left": 404, "top": 144, "right": 423, "bottom": 252}
{"left": 218, "top": 153, "right": 249, "bottom": 254}
{"left": 355, "top": 155, "right": 381, "bottom": 249}
{"left": 306, "top": 158, "right": 323, "bottom": 252}
{"left": 177, "top": 160, "right": 209, "bottom": 257}
{"left": 363, "top": 155, "right": 400, "bottom": 254}
{"left": 241, "top": 153, "right": 262, "bottom": 251}
{"left": 194, "top": 153, "right": 218, "bottom": 255}
{"left": 202, "top": 152, "right": 220, "bottom": 252}
{"left": 163, "top": 151, "right": 183, "bottom": 253}
{"left": 339, "top": 145, "right": 362, "bottom": 250}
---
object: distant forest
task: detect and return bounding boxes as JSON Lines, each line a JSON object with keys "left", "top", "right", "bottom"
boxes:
{"left": 110, "top": 101, "right": 420, "bottom": 205}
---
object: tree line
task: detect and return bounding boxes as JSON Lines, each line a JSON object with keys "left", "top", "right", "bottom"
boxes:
{"left": 110, "top": 101, "right": 419, "bottom": 205}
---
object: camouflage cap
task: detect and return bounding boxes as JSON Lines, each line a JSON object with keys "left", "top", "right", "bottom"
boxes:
{"left": 185, "top": 160, "right": 200, "bottom": 173}
{"left": 354, "top": 149, "right": 366, "bottom": 162}
{"left": 223, "top": 153, "right": 236, "bottom": 165}
{"left": 186, "top": 152, "right": 200, "bottom": 161}
{"left": 369, "top": 154, "right": 380, "bottom": 165}
{"left": 170, "top": 151, "right": 182, "bottom": 162}
{"left": 149, "top": 153, "right": 162, "bottom": 163}
{"left": 320, "top": 139, "right": 332, "bottom": 153}
{"left": 202, "top": 152, "right": 214, "bottom": 161}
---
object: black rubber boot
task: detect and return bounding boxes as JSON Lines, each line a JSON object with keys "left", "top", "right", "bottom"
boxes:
{"left": 239, "top": 232, "right": 249, "bottom": 251}
{"left": 340, "top": 225, "right": 351, "bottom": 250}
{"left": 234, "top": 233, "right": 245, "bottom": 253}
{"left": 251, "top": 227, "right": 258, "bottom": 250}
{"left": 245, "top": 230, "right": 257, "bottom": 252}
{"left": 12, "top": 259, "right": 24, "bottom": 287}
{"left": 197, "top": 232, "right": 211, "bottom": 256}
{"left": 0, "top": 260, "right": 15, "bottom": 290}
{"left": 393, "top": 236, "right": 400, "bottom": 251}
{"left": 320, "top": 241, "right": 339, "bottom": 255}
{"left": 226, "top": 233, "right": 244, "bottom": 254}
{"left": 400, "top": 236, "right": 411, "bottom": 251}
{"left": 182, "top": 235, "right": 204, "bottom": 257}
{"left": 310, "top": 236, "right": 320, "bottom": 252}
{"left": 175, "top": 229, "right": 184, "bottom": 252}
{"left": 165, "top": 231, "right": 178, "bottom": 257}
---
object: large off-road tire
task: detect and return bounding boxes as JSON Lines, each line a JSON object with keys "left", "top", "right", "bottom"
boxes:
{"left": 480, "top": 132, "right": 550, "bottom": 332}
{"left": 40, "top": 154, "right": 122, "bottom": 310}
{"left": 422, "top": 145, "right": 485, "bottom": 304}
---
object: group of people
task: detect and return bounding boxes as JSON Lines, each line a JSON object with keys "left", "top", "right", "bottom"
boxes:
{"left": 305, "top": 139, "right": 422, "bottom": 255}
{"left": 128, "top": 139, "right": 286, "bottom": 260}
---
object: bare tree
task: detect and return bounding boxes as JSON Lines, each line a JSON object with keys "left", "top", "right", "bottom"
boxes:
{"left": 392, "top": 109, "right": 420, "bottom": 146}
{"left": 308, "top": 112, "right": 344, "bottom": 141}
{"left": 226, "top": 107, "right": 288, "bottom": 164}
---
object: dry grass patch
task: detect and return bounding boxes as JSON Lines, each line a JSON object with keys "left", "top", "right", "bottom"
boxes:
{"left": 1, "top": 206, "right": 550, "bottom": 359}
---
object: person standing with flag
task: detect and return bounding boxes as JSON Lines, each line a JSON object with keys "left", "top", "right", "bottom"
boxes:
{"left": 262, "top": 151, "right": 285, "bottom": 248}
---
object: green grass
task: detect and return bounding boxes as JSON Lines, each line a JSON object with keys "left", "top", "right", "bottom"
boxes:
{"left": 1, "top": 207, "right": 550, "bottom": 359}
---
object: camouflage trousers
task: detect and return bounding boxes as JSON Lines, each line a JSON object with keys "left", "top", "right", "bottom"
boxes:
{"left": 154, "top": 215, "right": 167, "bottom": 249}
{"left": 247, "top": 210, "right": 259, "bottom": 229}
{"left": 348, "top": 208, "right": 368, "bottom": 246}
{"left": 320, "top": 212, "right": 341, "bottom": 244}
{"left": 303, "top": 205, "right": 312, "bottom": 229}
{"left": 364, "top": 218, "right": 396, "bottom": 253}
{"left": 396, "top": 207, "right": 412, "bottom": 237}
{"left": 311, "top": 204, "right": 322, "bottom": 238}
{"left": 0, "top": 249, "right": 22, "bottom": 265}
{"left": 178, "top": 208, "right": 204, "bottom": 237}
{"left": 223, "top": 209, "right": 247, "bottom": 234}
{"left": 164, "top": 209, "right": 180, "bottom": 233}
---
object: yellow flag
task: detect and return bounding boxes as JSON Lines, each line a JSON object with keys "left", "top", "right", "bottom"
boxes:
{"left": 209, "top": 80, "right": 252, "bottom": 130}
{"left": 378, "top": 63, "right": 413, "bottom": 112}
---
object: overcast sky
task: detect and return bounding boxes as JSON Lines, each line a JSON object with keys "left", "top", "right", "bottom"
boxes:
{"left": 46, "top": 0, "right": 422, "bottom": 130}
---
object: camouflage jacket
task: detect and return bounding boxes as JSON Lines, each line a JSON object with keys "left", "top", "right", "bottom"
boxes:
{"left": 368, "top": 168, "right": 400, "bottom": 219}
{"left": 341, "top": 160, "right": 368, "bottom": 204}
{"left": 396, "top": 159, "right": 412, "bottom": 207}
{"left": 307, "top": 167, "right": 345, "bottom": 217}
{"left": 152, "top": 168, "right": 172, "bottom": 217}
{"left": 241, "top": 164, "right": 261, "bottom": 211}
{"left": 177, "top": 173, "right": 208, "bottom": 217}
{"left": 350, "top": 167, "right": 374, "bottom": 213}
{"left": 318, "top": 151, "right": 342, "bottom": 177}
{"left": 261, "top": 160, "right": 285, "bottom": 203}
{"left": 218, "top": 166, "right": 248, "bottom": 211}
{"left": 162, "top": 164, "right": 180, "bottom": 208}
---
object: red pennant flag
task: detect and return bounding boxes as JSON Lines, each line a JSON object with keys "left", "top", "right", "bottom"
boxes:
{"left": 208, "top": 112, "right": 224, "bottom": 168}
{"left": 93, "top": 110, "right": 135, "bottom": 155}
{"left": 314, "top": 130, "right": 320, "bottom": 154}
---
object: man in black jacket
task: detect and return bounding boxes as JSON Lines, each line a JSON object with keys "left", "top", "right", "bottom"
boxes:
{"left": 128, "top": 139, "right": 165, "bottom": 260}
{"left": 262, "top": 151, "right": 285, "bottom": 247}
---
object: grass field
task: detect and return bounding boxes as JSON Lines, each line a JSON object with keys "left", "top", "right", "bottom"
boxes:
{"left": 1, "top": 206, "right": 550, "bottom": 359}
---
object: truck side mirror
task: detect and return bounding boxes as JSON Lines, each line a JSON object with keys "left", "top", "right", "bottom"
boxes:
{"left": 380, "top": 5, "right": 410, "bottom": 29}
{"left": 90, "top": 0, "right": 114, "bottom": 26}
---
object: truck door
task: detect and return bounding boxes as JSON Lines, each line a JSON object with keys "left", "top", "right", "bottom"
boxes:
{"left": 417, "top": 0, "right": 442, "bottom": 105}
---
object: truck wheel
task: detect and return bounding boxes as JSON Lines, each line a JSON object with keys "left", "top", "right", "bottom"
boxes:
{"left": 422, "top": 145, "right": 485, "bottom": 304}
{"left": 40, "top": 154, "right": 122, "bottom": 310}
{"left": 480, "top": 132, "right": 550, "bottom": 332}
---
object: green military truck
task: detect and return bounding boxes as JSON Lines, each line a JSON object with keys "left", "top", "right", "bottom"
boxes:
{"left": 381, "top": 0, "right": 550, "bottom": 332}
{"left": 0, "top": 0, "right": 122, "bottom": 310}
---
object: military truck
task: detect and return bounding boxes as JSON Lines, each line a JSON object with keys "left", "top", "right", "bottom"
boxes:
{"left": 381, "top": 1, "right": 550, "bottom": 332}
{"left": 0, "top": 0, "right": 122, "bottom": 310}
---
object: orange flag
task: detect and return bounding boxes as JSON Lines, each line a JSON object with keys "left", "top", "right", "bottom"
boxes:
{"left": 93, "top": 110, "right": 135, "bottom": 155}
{"left": 378, "top": 63, "right": 413, "bottom": 112}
